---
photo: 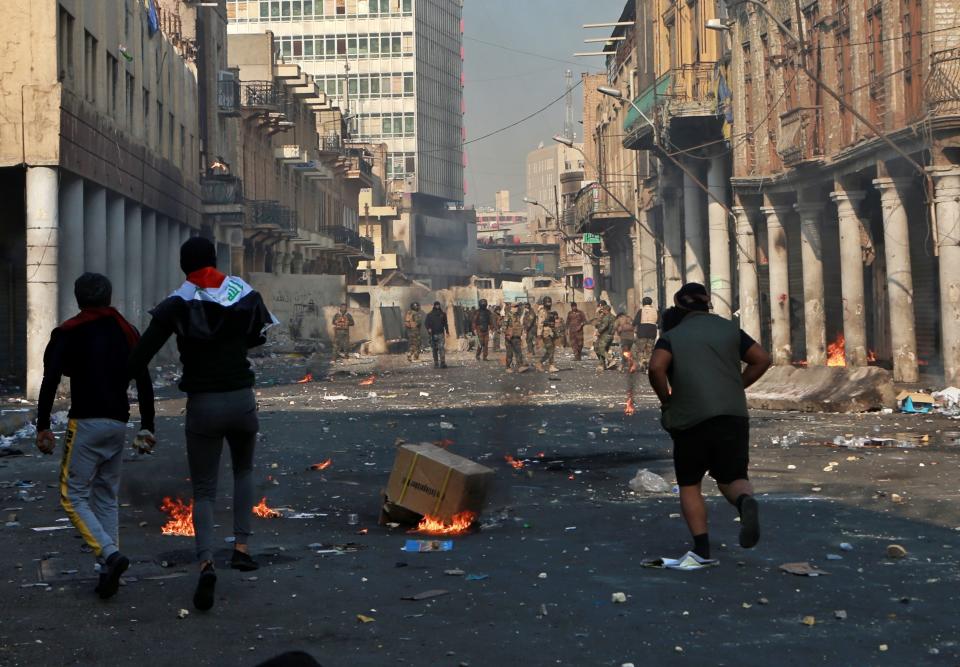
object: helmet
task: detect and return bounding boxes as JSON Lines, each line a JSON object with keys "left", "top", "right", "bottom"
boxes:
{"left": 542, "top": 296, "right": 553, "bottom": 306}
{"left": 479, "top": 299, "right": 488, "bottom": 308}
{"left": 411, "top": 302, "right": 420, "bottom": 311}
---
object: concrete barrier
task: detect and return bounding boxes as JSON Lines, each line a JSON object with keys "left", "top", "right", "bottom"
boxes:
{"left": 747, "top": 366, "right": 897, "bottom": 413}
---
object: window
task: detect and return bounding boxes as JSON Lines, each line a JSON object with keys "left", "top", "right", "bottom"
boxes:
{"left": 741, "top": 40, "right": 754, "bottom": 169}
{"left": 168, "top": 112, "right": 175, "bottom": 161}
{"left": 107, "top": 53, "right": 119, "bottom": 116}
{"left": 834, "top": 0, "right": 853, "bottom": 144}
{"left": 180, "top": 124, "right": 186, "bottom": 168}
{"left": 157, "top": 101, "right": 164, "bottom": 154}
{"left": 866, "top": 0, "right": 884, "bottom": 126}
{"left": 902, "top": 0, "right": 923, "bottom": 119}
{"left": 143, "top": 88, "right": 150, "bottom": 144}
{"left": 84, "top": 31, "right": 97, "bottom": 103}
{"left": 58, "top": 7, "right": 75, "bottom": 82}
{"left": 126, "top": 73, "right": 135, "bottom": 129}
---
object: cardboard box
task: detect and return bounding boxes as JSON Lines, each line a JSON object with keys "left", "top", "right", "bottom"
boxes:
{"left": 385, "top": 443, "right": 494, "bottom": 522}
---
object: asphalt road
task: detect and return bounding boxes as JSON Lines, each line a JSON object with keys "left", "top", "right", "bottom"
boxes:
{"left": 1, "top": 347, "right": 959, "bottom": 666}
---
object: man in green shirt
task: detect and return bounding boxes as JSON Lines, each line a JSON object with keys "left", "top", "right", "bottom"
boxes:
{"left": 648, "top": 283, "right": 771, "bottom": 560}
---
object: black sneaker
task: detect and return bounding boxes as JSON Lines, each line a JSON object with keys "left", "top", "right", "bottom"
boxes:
{"left": 193, "top": 564, "right": 217, "bottom": 611}
{"left": 97, "top": 552, "right": 129, "bottom": 600}
{"left": 440, "top": 363, "right": 448, "bottom": 369}
{"left": 739, "top": 496, "right": 760, "bottom": 548}
{"left": 230, "top": 550, "right": 259, "bottom": 572}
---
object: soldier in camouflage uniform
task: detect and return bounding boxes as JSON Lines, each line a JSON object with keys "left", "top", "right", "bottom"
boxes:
{"left": 332, "top": 303, "right": 354, "bottom": 360}
{"left": 404, "top": 302, "right": 423, "bottom": 361}
{"left": 491, "top": 305, "right": 503, "bottom": 352}
{"left": 592, "top": 303, "right": 616, "bottom": 371}
{"left": 537, "top": 309, "right": 561, "bottom": 373}
{"left": 504, "top": 303, "right": 531, "bottom": 373}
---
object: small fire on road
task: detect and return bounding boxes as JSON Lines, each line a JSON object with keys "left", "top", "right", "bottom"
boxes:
{"left": 359, "top": 374, "right": 377, "bottom": 386}
{"left": 310, "top": 458, "right": 333, "bottom": 471}
{"left": 252, "top": 497, "right": 281, "bottom": 518}
{"left": 412, "top": 511, "right": 476, "bottom": 536}
{"left": 297, "top": 373, "right": 314, "bottom": 384}
{"left": 160, "top": 497, "right": 195, "bottom": 537}
{"left": 625, "top": 391, "right": 636, "bottom": 416}
{"left": 504, "top": 455, "right": 525, "bottom": 469}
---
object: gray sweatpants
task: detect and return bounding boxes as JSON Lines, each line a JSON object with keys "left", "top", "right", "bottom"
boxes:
{"left": 60, "top": 418, "right": 127, "bottom": 563}
{"left": 185, "top": 388, "right": 258, "bottom": 563}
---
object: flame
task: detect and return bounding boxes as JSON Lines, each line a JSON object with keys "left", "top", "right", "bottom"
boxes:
{"left": 310, "top": 458, "right": 332, "bottom": 471}
{"left": 504, "top": 455, "right": 525, "bottom": 469}
{"left": 827, "top": 334, "right": 846, "bottom": 367}
{"left": 160, "top": 497, "right": 195, "bottom": 536}
{"left": 412, "top": 511, "right": 477, "bottom": 535}
{"left": 625, "top": 393, "right": 636, "bottom": 416}
{"left": 867, "top": 349, "right": 878, "bottom": 363}
{"left": 622, "top": 349, "right": 639, "bottom": 374}
{"left": 432, "top": 438, "right": 455, "bottom": 448}
{"left": 359, "top": 374, "right": 377, "bottom": 386}
{"left": 297, "top": 373, "right": 314, "bottom": 384}
{"left": 252, "top": 497, "right": 281, "bottom": 518}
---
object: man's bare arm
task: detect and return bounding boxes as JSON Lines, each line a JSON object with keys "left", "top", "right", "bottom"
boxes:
{"left": 648, "top": 348, "right": 673, "bottom": 405}
{"left": 741, "top": 343, "right": 772, "bottom": 389}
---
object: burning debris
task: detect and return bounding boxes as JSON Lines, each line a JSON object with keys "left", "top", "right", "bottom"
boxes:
{"left": 252, "top": 497, "right": 281, "bottom": 518}
{"left": 310, "top": 458, "right": 333, "bottom": 471}
{"left": 827, "top": 333, "right": 878, "bottom": 367}
{"left": 160, "top": 497, "right": 195, "bottom": 537}
{"left": 624, "top": 391, "right": 636, "bottom": 416}
{"left": 411, "top": 511, "right": 477, "bottom": 536}
{"left": 358, "top": 374, "right": 377, "bottom": 386}
{"left": 297, "top": 373, "right": 314, "bottom": 384}
{"left": 504, "top": 455, "right": 525, "bottom": 469}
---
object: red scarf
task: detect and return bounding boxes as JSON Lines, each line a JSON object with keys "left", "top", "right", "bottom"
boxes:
{"left": 187, "top": 267, "right": 227, "bottom": 289}
{"left": 58, "top": 307, "right": 140, "bottom": 348}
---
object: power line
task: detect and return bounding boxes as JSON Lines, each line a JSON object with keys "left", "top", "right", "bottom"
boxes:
{"left": 464, "top": 35, "right": 604, "bottom": 71}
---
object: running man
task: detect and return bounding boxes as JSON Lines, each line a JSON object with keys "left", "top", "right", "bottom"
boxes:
{"left": 36, "top": 273, "right": 156, "bottom": 600}
{"left": 648, "top": 283, "right": 771, "bottom": 560}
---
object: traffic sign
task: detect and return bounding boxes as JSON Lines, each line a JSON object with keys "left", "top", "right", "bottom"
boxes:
{"left": 583, "top": 233, "right": 602, "bottom": 245}
{"left": 584, "top": 277, "right": 595, "bottom": 290}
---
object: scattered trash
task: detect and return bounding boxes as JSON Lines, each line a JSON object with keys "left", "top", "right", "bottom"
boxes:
{"left": 177, "top": 609, "right": 189, "bottom": 619}
{"left": 801, "top": 616, "right": 816, "bottom": 627}
{"left": 356, "top": 614, "right": 375, "bottom": 624}
{"left": 628, "top": 469, "right": 671, "bottom": 494}
{"left": 309, "top": 459, "right": 332, "bottom": 471}
{"left": 323, "top": 394, "right": 350, "bottom": 401}
{"left": 839, "top": 542, "right": 854, "bottom": 551}
{"left": 611, "top": 592, "right": 627, "bottom": 603}
{"left": 30, "top": 526, "right": 72, "bottom": 532}
{"left": 402, "top": 539, "right": 453, "bottom": 553}
{"left": 642, "top": 552, "right": 718, "bottom": 571}
{"left": 465, "top": 573, "right": 489, "bottom": 581}
{"left": 779, "top": 562, "right": 829, "bottom": 576}
{"left": 886, "top": 544, "right": 908, "bottom": 559}
{"left": 538, "top": 572, "right": 548, "bottom": 579}
{"left": 412, "top": 512, "right": 476, "bottom": 536}
{"left": 897, "top": 391, "right": 935, "bottom": 413}
{"left": 401, "top": 589, "right": 449, "bottom": 601}
{"left": 879, "top": 644, "right": 888, "bottom": 652}
{"left": 419, "top": 392, "right": 430, "bottom": 397}
{"left": 834, "top": 610, "right": 848, "bottom": 620}
{"left": 444, "top": 569, "right": 465, "bottom": 576}
{"left": 825, "top": 554, "right": 843, "bottom": 561}
{"left": 440, "top": 421, "right": 455, "bottom": 430}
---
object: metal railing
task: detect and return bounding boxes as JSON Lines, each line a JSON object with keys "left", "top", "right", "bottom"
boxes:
{"left": 320, "top": 135, "right": 343, "bottom": 152}
{"left": 201, "top": 175, "right": 243, "bottom": 206}
{"left": 241, "top": 81, "right": 284, "bottom": 111}
{"left": 217, "top": 79, "right": 240, "bottom": 114}
{"left": 345, "top": 150, "right": 374, "bottom": 177}
{"left": 665, "top": 63, "right": 718, "bottom": 114}
{"left": 926, "top": 47, "right": 960, "bottom": 116}
{"left": 573, "top": 182, "right": 634, "bottom": 227}
{"left": 248, "top": 201, "right": 283, "bottom": 228}
{"left": 322, "top": 225, "right": 375, "bottom": 256}
{"left": 777, "top": 106, "right": 824, "bottom": 165}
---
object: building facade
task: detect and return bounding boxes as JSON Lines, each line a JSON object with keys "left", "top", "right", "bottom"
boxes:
{"left": 225, "top": 0, "right": 464, "bottom": 204}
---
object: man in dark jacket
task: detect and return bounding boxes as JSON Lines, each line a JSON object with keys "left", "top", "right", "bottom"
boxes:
{"left": 648, "top": 283, "right": 771, "bottom": 561}
{"left": 36, "top": 273, "right": 155, "bottom": 600}
{"left": 424, "top": 301, "right": 449, "bottom": 369}
{"left": 129, "top": 237, "right": 277, "bottom": 612}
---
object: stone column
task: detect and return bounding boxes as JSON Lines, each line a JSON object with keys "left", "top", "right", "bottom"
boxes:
{"left": 141, "top": 210, "right": 156, "bottom": 323}
{"left": 83, "top": 185, "right": 107, "bottom": 274}
{"left": 124, "top": 202, "right": 143, "bottom": 325}
{"left": 707, "top": 157, "right": 732, "bottom": 317}
{"left": 26, "top": 167, "right": 59, "bottom": 400}
{"left": 830, "top": 189, "right": 869, "bottom": 366}
{"left": 155, "top": 217, "right": 170, "bottom": 304}
{"left": 931, "top": 167, "right": 960, "bottom": 385}
{"left": 683, "top": 167, "right": 706, "bottom": 284}
{"left": 582, "top": 254, "right": 598, "bottom": 302}
{"left": 733, "top": 205, "right": 761, "bottom": 342}
{"left": 57, "top": 174, "right": 84, "bottom": 321}
{"left": 873, "top": 177, "right": 918, "bottom": 382}
{"left": 106, "top": 194, "right": 126, "bottom": 314}
{"left": 762, "top": 204, "right": 792, "bottom": 365}
{"left": 661, "top": 183, "right": 683, "bottom": 300}
{"left": 169, "top": 223, "right": 182, "bottom": 285}
{"left": 795, "top": 201, "right": 827, "bottom": 366}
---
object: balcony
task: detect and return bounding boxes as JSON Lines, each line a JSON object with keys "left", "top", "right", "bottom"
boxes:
{"left": 343, "top": 148, "right": 374, "bottom": 184}
{"left": 320, "top": 225, "right": 375, "bottom": 258}
{"left": 201, "top": 174, "right": 243, "bottom": 206}
{"left": 247, "top": 201, "right": 296, "bottom": 237}
{"left": 572, "top": 182, "right": 634, "bottom": 233}
{"left": 777, "top": 107, "right": 824, "bottom": 166}
{"left": 926, "top": 48, "right": 960, "bottom": 116}
{"left": 241, "top": 81, "right": 284, "bottom": 112}
{"left": 623, "top": 74, "right": 672, "bottom": 150}
{"left": 217, "top": 78, "right": 241, "bottom": 117}
{"left": 665, "top": 63, "right": 718, "bottom": 119}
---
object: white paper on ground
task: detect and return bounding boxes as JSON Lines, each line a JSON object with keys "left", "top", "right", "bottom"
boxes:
{"left": 642, "top": 551, "right": 719, "bottom": 571}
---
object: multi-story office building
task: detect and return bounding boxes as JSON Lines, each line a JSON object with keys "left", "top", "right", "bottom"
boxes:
{"left": 225, "top": 0, "right": 465, "bottom": 205}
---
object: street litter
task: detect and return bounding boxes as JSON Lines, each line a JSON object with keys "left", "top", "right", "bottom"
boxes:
{"left": 780, "top": 562, "right": 829, "bottom": 576}
{"left": 296, "top": 373, "right": 313, "bottom": 384}
{"left": 898, "top": 391, "right": 935, "bottom": 413}
{"left": 401, "top": 589, "right": 449, "bottom": 601}
{"left": 444, "top": 569, "right": 465, "bottom": 576}
{"left": 642, "top": 552, "right": 718, "bottom": 570}
{"left": 932, "top": 386, "right": 960, "bottom": 411}
{"left": 629, "top": 469, "right": 671, "bottom": 493}
{"left": 611, "top": 592, "right": 627, "bottom": 603}
{"left": 402, "top": 539, "right": 453, "bottom": 552}
{"left": 356, "top": 614, "right": 375, "bottom": 623}
{"left": 465, "top": 573, "right": 489, "bottom": 581}
{"left": 886, "top": 544, "right": 908, "bottom": 559}
{"left": 30, "top": 526, "right": 72, "bottom": 532}
{"left": 440, "top": 421, "right": 455, "bottom": 430}
{"left": 177, "top": 609, "right": 190, "bottom": 619}
{"left": 801, "top": 616, "right": 816, "bottom": 627}
{"left": 323, "top": 394, "right": 350, "bottom": 401}
{"left": 383, "top": 443, "right": 493, "bottom": 527}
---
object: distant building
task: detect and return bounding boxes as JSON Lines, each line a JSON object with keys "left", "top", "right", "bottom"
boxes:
{"left": 526, "top": 142, "right": 584, "bottom": 241}
{"left": 475, "top": 208, "right": 528, "bottom": 246}
{"left": 495, "top": 189, "right": 511, "bottom": 213}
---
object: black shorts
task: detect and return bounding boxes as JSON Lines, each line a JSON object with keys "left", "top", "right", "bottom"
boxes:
{"left": 670, "top": 415, "right": 750, "bottom": 486}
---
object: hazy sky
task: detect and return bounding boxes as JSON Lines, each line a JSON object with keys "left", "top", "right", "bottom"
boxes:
{"left": 462, "top": 0, "right": 628, "bottom": 209}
